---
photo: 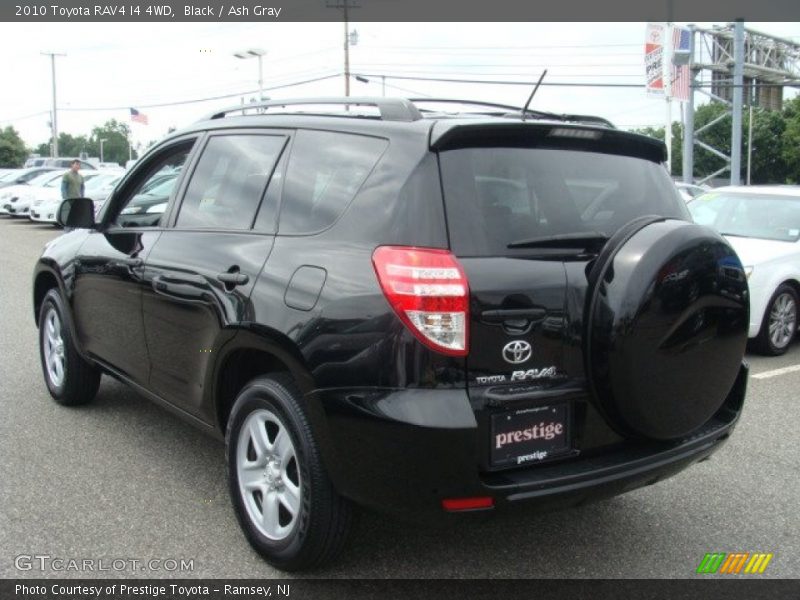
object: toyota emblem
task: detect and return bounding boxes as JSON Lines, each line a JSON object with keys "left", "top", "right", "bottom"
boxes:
{"left": 502, "top": 340, "right": 532, "bottom": 364}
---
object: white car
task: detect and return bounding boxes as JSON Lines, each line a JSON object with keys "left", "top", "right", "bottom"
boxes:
{"left": 688, "top": 185, "right": 800, "bottom": 355}
{"left": 0, "top": 170, "right": 65, "bottom": 217}
{"left": 676, "top": 182, "right": 709, "bottom": 202}
{"left": 30, "top": 172, "right": 119, "bottom": 224}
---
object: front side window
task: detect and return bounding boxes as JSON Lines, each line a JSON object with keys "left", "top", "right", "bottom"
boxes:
{"left": 111, "top": 142, "right": 193, "bottom": 228}
{"left": 175, "top": 134, "right": 286, "bottom": 230}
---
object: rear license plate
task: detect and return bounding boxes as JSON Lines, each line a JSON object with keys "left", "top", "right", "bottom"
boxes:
{"left": 490, "top": 403, "right": 569, "bottom": 468}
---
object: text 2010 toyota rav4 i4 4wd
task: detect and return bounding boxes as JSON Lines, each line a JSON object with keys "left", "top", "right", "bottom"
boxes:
{"left": 33, "top": 98, "right": 749, "bottom": 570}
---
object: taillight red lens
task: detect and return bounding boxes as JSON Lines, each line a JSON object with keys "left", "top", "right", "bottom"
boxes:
{"left": 372, "top": 246, "right": 469, "bottom": 356}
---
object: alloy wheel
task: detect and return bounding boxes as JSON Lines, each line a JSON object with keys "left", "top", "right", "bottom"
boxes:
{"left": 236, "top": 409, "right": 302, "bottom": 541}
{"left": 769, "top": 292, "right": 797, "bottom": 350}
{"left": 43, "top": 307, "right": 66, "bottom": 387}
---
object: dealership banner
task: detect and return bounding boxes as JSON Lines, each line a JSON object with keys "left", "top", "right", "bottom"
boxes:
{"left": 645, "top": 23, "right": 665, "bottom": 96}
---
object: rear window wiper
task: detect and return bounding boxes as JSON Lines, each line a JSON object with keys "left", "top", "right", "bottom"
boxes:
{"left": 507, "top": 232, "right": 609, "bottom": 249}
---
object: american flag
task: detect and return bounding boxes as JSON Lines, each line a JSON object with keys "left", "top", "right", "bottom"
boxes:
{"left": 130, "top": 108, "right": 149, "bottom": 125}
{"left": 670, "top": 27, "right": 691, "bottom": 102}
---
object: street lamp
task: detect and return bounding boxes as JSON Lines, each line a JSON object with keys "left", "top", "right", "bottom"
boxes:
{"left": 99, "top": 138, "right": 108, "bottom": 163}
{"left": 41, "top": 51, "right": 66, "bottom": 157}
{"left": 233, "top": 48, "right": 267, "bottom": 103}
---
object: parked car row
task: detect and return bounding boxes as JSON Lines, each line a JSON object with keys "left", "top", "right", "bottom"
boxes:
{"left": 24, "top": 157, "right": 99, "bottom": 170}
{"left": 0, "top": 167, "right": 122, "bottom": 223}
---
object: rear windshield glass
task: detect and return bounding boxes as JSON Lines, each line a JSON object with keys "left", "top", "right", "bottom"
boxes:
{"left": 439, "top": 147, "right": 687, "bottom": 256}
{"left": 688, "top": 191, "right": 800, "bottom": 242}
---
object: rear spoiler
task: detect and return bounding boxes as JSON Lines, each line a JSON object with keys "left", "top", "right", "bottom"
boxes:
{"left": 430, "top": 122, "right": 667, "bottom": 164}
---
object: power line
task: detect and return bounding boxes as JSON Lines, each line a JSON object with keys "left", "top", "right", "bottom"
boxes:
{"left": 354, "top": 69, "right": 644, "bottom": 78}
{"left": 0, "top": 110, "right": 50, "bottom": 125}
{"left": 367, "top": 43, "right": 642, "bottom": 50}
{"left": 57, "top": 73, "right": 342, "bottom": 112}
{"left": 354, "top": 62, "right": 642, "bottom": 68}
{"left": 354, "top": 73, "right": 643, "bottom": 88}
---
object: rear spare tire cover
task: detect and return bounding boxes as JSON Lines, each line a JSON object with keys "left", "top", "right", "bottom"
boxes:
{"left": 586, "top": 218, "right": 749, "bottom": 440}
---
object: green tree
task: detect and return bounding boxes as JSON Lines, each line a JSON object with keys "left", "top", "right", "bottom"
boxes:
{"left": 32, "top": 142, "right": 50, "bottom": 157}
{"left": 781, "top": 96, "right": 800, "bottom": 183}
{"left": 746, "top": 107, "right": 786, "bottom": 184}
{"left": 630, "top": 121, "right": 683, "bottom": 177}
{"left": 0, "top": 126, "right": 29, "bottom": 167}
{"left": 634, "top": 101, "right": 794, "bottom": 184}
{"left": 89, "top": 119, "right": 132, "bottom": 165}
{"left": 691, "top": 103, "right": 731, "bottom": 180}
{"left": 58, "top": 133, "right": 91, "bottom": 157}
{"left": 31, "top": 133, "right": 91, "bottom": 159}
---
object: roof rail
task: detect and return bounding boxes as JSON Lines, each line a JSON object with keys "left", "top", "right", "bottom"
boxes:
{"left": 408, "top": 98, "right": 615, "bottom": 128}
{"left": 201, "top": 97, "right": 423, "bottom": 122}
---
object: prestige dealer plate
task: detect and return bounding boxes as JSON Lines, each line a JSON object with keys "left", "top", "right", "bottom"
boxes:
{"left": 491, "top": 403, "right": 569, "bottom": 468}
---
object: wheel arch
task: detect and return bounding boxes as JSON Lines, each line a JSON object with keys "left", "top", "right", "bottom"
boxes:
{"left": 210, "top": 326, "right": 316, "bottom": 436}
{"left": 32, "top": 265, "right": 61, "bottom": 326}
{"left": 210, "top": 326, "right": 344, "bottom": 492}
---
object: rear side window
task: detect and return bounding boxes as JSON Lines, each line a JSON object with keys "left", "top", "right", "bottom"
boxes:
{"left": 440, "top": 147, "right": 688, "bottom": 256}
{"left": 278, "top": 130, "right": 388, "bottom": 234}
{"left": 176, "top": 134, "right": 286, "bottom": 230}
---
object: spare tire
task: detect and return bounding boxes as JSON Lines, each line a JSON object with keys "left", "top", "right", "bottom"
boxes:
{"left": 585, "top": 218, "right": 749, "bottom": 440}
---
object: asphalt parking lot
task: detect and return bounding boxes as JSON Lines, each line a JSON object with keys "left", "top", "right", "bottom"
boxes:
{"left": 1, "top": 217, "right": 798, "bottom": 579}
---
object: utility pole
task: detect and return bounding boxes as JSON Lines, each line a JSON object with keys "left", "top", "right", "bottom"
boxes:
{"left": 42, "top": 51, "right": 66, "bottom": 158}
{"left": 327, "top": 1, "right": 360, "bottom": 97}
{"left": 99, "top": 138, "right": 108, "bottom": 163}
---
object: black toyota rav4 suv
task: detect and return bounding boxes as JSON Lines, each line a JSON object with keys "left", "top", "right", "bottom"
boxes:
{"left": 34, "top": 97, "right": 749, "bottom": 571}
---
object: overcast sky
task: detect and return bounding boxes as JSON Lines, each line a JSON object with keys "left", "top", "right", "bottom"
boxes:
{"left": 1, "top": 21, "right": 798, "bottom": 152}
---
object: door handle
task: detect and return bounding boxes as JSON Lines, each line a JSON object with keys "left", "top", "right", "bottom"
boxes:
{"left": 217, "top": 272, "right": 249, "bottom": 286}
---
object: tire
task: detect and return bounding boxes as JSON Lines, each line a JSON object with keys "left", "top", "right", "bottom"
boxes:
{"left": 225, "top": 374, "right": 353, "bottom": 571}
{"left": 753, "top": 284, "right": 798, "bottom": 356}
{"left": 38, "top": 288, "right": 101, "bottom": 405}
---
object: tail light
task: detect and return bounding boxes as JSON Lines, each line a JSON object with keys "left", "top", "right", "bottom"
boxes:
{"left": 372, "top": 246, "right": 469, "bottom": 356}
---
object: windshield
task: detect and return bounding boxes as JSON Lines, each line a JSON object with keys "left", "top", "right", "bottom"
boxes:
{"left": 688, "top": 191, "right": 800, "bottom": 243}
{"left": 439, "top": 147, "right": 687, "bottom": 256}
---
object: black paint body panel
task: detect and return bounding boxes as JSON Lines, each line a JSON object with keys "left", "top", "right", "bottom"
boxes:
{"left": 31, "top": 115, "right": 749, "bottom": 520}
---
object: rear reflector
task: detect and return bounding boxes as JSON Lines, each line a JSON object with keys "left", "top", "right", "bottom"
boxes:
{"left": 442, "top": 497, "right": 494, "bottom": 511}
{"left": 372, "top": 246, "right": 469, "bottom": 356}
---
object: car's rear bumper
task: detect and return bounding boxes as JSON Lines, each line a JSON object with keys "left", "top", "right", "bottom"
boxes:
{"left": 310, "top": 363, "right": 747, "bottom": 520}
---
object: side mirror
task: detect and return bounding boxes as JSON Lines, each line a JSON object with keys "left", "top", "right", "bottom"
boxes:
{"left": 56, "top": 197, "right": 96, "bottom": 229}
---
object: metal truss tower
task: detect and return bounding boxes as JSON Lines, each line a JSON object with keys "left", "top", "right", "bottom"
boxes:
{"left": 682, "top": 22, "right": 800, "bottom": 185}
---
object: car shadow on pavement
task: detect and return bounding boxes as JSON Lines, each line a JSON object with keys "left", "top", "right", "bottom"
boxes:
{"left": 79, "top": 376, "right": 669, "bottom": 579}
